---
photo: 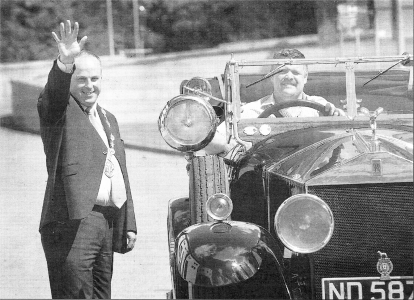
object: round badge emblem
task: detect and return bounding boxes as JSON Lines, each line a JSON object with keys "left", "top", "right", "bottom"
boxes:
{"left": 259, "top": 124, "right": 271, "bottom": 136}
{"left": 376, "top": 251, "right": 393, "bottom": 280}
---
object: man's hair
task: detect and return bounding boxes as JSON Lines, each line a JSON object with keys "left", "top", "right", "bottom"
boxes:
{"left": 273, "top": 48, "right": 306, "bottom": 59}
{"left": 74, "top": 50, "right": 101, "bottom": 66}
{"left": 271, "top": 48, "right": 307, "bottom": 75}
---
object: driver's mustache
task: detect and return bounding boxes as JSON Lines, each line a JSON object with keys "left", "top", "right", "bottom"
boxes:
{"left": 281, "top": 79, "right": 296, "bottom": 85}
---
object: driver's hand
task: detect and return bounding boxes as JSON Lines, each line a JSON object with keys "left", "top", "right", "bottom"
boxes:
{"left": 325, "top": 102, "right": 346, "bottom": 116}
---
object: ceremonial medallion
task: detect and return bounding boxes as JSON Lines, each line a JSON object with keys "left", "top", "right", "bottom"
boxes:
{"left": 104, "top": 158, "right": 115, "bottom": 178}
{"left": 376, "top": 251, "right": 393, "bottom": 280}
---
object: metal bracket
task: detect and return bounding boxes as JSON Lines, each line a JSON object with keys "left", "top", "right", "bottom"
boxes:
{"left": 344, "top": 61, "right": 358, "bottom": 118}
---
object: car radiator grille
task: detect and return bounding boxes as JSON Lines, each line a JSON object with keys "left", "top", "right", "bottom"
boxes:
{"left": 308, "top": 183, "right": 413, "bottom": 300}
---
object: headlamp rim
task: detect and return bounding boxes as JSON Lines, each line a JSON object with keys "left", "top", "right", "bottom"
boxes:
{"left": 158, "top": 94, "right": 217, "bottom": 152}
{"left": 274, "top": 193, "right": 334, "bottom": 254}
{"left": 206, "top": 193, "right": 233, "bottom": 221}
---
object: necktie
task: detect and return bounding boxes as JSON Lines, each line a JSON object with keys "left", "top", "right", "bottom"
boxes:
{"left": 87, "top": 108, "right": 109, "bottom": 147}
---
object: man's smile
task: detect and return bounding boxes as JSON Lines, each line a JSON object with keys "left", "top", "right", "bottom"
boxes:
{"left": 82, "top": 91, "right": 95, "bottom": 97}
{"left": 281, "top": 82, "right": 297, "bottom": 88}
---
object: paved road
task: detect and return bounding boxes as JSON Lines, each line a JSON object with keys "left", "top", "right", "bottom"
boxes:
{"left": 0, "top": 126, "right": 188, "bottom": 299}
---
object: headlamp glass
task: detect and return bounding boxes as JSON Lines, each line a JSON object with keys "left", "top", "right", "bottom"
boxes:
{"left": 274, "top": 194, "right": 334, "bottom": 253}
{"left": 206, "top": 193, "right": 233, "bottom": 221}
{"left": 159, "top": 95, "right": 217, "bottom": 152}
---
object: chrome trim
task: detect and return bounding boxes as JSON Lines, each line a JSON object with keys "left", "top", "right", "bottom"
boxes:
{"left": 259, "top": 124, "right": 272, "bottom": 136}
{"left": 175, "top": 222, "right": 273, "bottom": 287}
{"left": 205, "top": 193, "right": 233, "bottom": 221}
{"left": 274, "top": 194, "right": 334, "bottom": 253}
{"left": 267, "top": 133, "right": 353, "bottom": 177}
{"left": 158, "top": 94, "right": 217, "bottom": 152}
{"left": 371, "top": 159, "right": 382, "bottom": 176}
{"left": 263, "top": 128, "right": 412, "bottom": 185}
{"left": 353, "top": 129, "right": 371, "bottom": 153}
{"left": 377, "top": 251, "right": 394, "bottom": 280}
{"left": 238, "top": 55, "right": 413, "bottom": 67}
{"left": 344, "top": 61, "right": 358, "bottom": 118}
{"left": 375, "top": 134, "right": 413, "bottom": 157}
{"left": 307, "top": 152, "right": 413, "bottom": 185}
{"left": 360, "top": 107, "right": 385, "bottom": 151}
{"left": 243, "top": 126, "right": 257, "bottom": 136}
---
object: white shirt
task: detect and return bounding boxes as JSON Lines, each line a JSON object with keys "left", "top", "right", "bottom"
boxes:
{"left": 240, "top": 93, "right": 328, "bottom": 118}
{"left": 87, "top": 106, "right": 125, "bottom": 207}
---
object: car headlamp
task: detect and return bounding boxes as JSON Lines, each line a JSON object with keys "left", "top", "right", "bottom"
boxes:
{"left": 183, "top": 77, "right": 212, "bottom": 102}
{"left": 274, "top": 194, "right": 334, "bottom": 253}
{"left": 206, "top": 193, "right": 233, "bottom": 221}
{"left": 158, "top": 95, "right": 217, "bottom": 152}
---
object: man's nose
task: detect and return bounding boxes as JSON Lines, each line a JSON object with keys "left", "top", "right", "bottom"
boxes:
{"left": 284, "top": 71, "right": 294, "bottom": 79}
{"left": 84, "top": 79, "right": 93, "bottom": 89}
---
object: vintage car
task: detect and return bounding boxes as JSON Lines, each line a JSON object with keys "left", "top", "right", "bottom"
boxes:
{"left": 158, "top": 54, "right": 413, "bottom": 299}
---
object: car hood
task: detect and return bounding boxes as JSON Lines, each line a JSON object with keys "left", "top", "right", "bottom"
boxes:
{"left": 238, "top": 127, "right": 413, "bottom": 185}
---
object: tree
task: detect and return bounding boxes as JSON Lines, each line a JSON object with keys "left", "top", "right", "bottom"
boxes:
{"left": 0, "top": 0, "right": 319, "bottom": 62}
{"left": 315, "top": 0, "right": 340, "bottom": 45}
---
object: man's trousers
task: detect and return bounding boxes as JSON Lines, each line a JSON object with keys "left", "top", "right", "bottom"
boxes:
{"left": 41, "top": 205, "right": 117, "bottom": 299}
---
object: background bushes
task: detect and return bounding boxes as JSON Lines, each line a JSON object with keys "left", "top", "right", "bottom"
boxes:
{"left": 0, "top": 0, "right": 319, "bottom": 62}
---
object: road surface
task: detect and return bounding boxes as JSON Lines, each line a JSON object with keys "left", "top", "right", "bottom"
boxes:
{"left": 0, "top": 126, "right": 188, "bottom": 298}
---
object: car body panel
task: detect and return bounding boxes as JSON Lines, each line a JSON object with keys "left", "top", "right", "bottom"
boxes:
{"left": 176, "top": 222, "right": 272, "bottom": 287}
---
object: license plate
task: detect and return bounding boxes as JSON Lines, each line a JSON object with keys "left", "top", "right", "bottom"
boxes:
{"left": 322, "top": 276, "right": 413, "bottom": 300}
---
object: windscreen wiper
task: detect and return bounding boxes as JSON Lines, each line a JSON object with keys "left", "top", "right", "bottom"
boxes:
{"left": 246, "top": 63, "right": 286, "bottom": 88}
{"left": 363, "top": 52, "right": 411, "bottom": 86}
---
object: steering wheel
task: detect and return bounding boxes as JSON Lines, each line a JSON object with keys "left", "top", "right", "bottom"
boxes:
{"left": 258, "top": 99, "right": 329, "bottom": 118}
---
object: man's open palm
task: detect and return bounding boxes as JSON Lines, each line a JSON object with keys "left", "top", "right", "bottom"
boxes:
{"left": 52, "top": 20, "right": 87, "bottom": 63}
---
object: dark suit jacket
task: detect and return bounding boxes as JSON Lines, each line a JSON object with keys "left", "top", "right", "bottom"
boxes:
{"left": 37, "top": 60, "right": 137, "bottom": 253}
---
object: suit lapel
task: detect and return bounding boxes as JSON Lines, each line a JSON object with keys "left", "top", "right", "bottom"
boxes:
{"left": 97, "top": 105, "right": 122, "bottom": 160}
{"left": 70, "top": 99, "right": 107, "bottom": 149}
{"left": 97, "top": 106, "right": 110, "bottom": 144}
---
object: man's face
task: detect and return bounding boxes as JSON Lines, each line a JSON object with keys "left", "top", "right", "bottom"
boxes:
{"left": 70, "top": 55, "right": 102, "bottom": 108}
{"left": 271, "top": 64, "right": 308, "bottom": 101}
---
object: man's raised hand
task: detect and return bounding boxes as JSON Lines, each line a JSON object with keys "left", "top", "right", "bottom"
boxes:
{"left": 52, "top": 20, "right": 87, "bottom": 64}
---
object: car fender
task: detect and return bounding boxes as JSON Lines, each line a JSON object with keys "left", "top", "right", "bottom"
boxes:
{"left": 175, "top": 221, "right": 289, "bottom": 292}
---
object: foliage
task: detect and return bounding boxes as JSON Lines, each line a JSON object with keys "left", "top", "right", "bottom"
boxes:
{"left": 0, "top": 0, "right": 318, "bottom": 62}
{"left": 145, "top": 0, "right": 318, "bottom": 52}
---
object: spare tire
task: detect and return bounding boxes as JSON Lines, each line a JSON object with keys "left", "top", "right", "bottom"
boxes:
{"left": 188, "top": 155, "right": 229, "bottom": 224}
